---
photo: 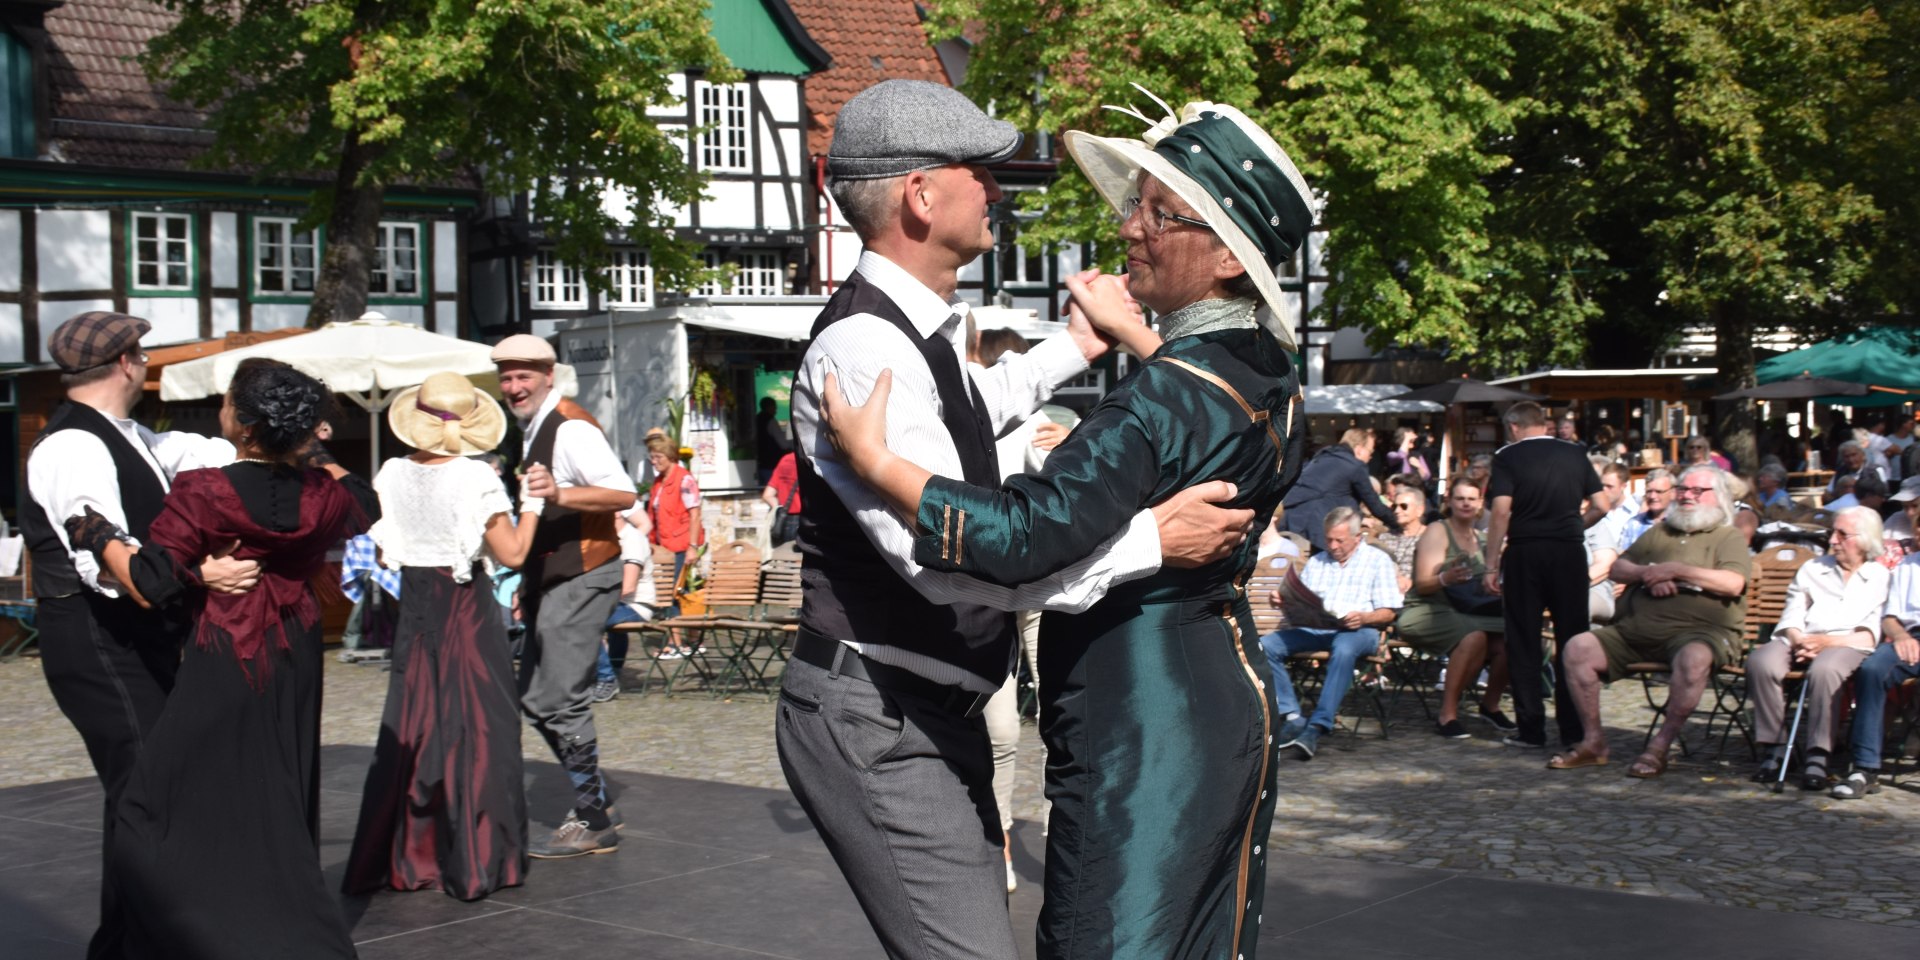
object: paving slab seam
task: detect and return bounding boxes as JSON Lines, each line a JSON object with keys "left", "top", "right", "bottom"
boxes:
{"left": 513, "top": 853, "right": 775, "bottom": 908}
{"left": 0, "top": 810, "right": 101, "bottom": 833}
{"left": 349, "top": 906, "right": 529, "bottom": 947}
{"left": 509, "top": 906, "right": 816, "bottom": 960}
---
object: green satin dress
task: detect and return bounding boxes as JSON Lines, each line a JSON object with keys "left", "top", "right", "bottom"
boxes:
{"left": 911, "top": 301, "right": 1304, "bottom": 960}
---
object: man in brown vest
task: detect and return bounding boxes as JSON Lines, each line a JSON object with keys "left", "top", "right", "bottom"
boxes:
{"left": 492, "top": 333, "right": 637, "bottom": 858}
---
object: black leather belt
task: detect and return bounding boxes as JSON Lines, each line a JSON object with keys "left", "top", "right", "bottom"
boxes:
{"left": 792, "top": 629, "right": 994, "bottom": 718}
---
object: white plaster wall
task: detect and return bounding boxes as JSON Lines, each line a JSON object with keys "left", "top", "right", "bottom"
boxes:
{"left": 762, "top": 77, "right": 799, "bottom": 124}
{"left": 126, "top": 297, "right": 200, "bottom": 345}
{"left": 251, "top": 303, "right": 308, "bottom": 330}
{"left": 211, "top": 298, "right": 240, "bottom": 337}
{"left": 780, "top": 129, "right": 802, "bottom": 179}
{"left": 210, "top": 212, "right": 239, "bottom": 288}
{"left": 434, "top": 300, "right": 457, "bottom": 335}
{"left": 375, "top": 305, "right": 425, "bottom": 326}
{"left": 599, "top": 184, "right": 637, "bottom": 228}
{"left": 433, "top": 221, "right": 458, "bottom": 293}
{"left": 819, "top": 230, "right": 861, "bottom": 285}
{"left": 650, "top": 73, "right": 688, "bottom": 117}
{"left": 761, "top": 183, "right": 792, "bottom": 230}
{"left": 39, "top": 297, "right": 115, "bottom": 357}
{"left": 702, "top": 180, "right": 757, "bottom": 229}
{"left": 38, "top": 210, "right": 111, "bottom": 292}
{"left": 0, "top": 210, "right": 20, "bottom": 292}
{"left": 758, "top": 122, "right": 785, "bottom": 178}
{"left": 0, "top": 302, "right": 20, "bottom": 362}
{"left": 1328, "top": 325, "right": 1372, "bottom": 361}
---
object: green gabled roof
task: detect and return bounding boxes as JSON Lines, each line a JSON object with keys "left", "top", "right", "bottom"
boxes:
{"left": 708, "top": 0, "right": 830, "bottom": 77}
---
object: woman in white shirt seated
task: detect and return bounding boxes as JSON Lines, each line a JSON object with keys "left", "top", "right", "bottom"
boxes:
{"left": 343, "top": 372, "right": 542, "bottom": 901}
{"left": 1746, "top": 505, "right": 1891, "bottom": 791}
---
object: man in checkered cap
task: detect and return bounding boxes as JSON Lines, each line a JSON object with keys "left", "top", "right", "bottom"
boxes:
{"left": 20, "top": 310, "right": 257, "bottom": 959}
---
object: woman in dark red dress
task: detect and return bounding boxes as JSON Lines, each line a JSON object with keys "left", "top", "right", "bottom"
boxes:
{"left": 342, "top": 371, "right": 540, "bottom": 901}
{"left": 71, "top": 359, "right": 368, "bottom": 959}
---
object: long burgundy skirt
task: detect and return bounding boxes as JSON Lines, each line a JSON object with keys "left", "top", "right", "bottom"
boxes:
{"left": 343, "top": 566, "right": 527, "bottom": 901}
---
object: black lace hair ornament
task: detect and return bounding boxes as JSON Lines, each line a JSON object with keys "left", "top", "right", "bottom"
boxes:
{"left": 229, "top": 357, "right": 333, "bottom": 457}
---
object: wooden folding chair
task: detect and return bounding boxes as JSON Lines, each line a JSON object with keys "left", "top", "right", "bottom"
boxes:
{"left": 1703, "top": 543, "right": 1815, "bottom": 758}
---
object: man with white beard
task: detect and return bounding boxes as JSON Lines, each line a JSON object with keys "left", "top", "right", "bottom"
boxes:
{"left": 1548, "top": 464, "right": 1753, "bottom": 777}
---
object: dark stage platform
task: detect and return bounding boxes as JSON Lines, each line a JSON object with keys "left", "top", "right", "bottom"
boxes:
{"left": 2, "top": 746, "right": 1910, "bottom": 959}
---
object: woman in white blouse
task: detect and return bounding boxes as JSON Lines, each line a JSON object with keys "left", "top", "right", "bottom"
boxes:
{"left": 1746, "top": 505, "right": 1891, "bottom": 790}
{"left": 343, "top": 372, "right": 542, "bottom": 901}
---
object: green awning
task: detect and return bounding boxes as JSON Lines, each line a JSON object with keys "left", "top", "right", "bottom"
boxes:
{"left": 708, "top": 0, "right": 830, "bottom": 76}
{"left": 1756, "top": 327, "right": 1920, "bottom": 394}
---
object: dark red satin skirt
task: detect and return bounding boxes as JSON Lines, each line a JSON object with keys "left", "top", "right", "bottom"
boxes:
{"left": 343, "top": 566, "right": 527, "bottom": 901}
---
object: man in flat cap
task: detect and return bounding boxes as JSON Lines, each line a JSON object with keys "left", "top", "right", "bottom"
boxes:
{"left": 778, "top": 79, "right": 1252, "bottom": 959}
{"left": 491, "top": 333, "right": 638, "bottom": 858}
{"left": 22, "top": 310, "right": 257, "bottom": 958}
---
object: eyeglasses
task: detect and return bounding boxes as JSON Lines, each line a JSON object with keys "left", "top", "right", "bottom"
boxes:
{"left": 1672, "top": 484, "right": 1715, "bottom": 498}
{"left": 1830, "top": 529, "right": 1860, "bottom": 541}
{"left": 1122, "top": 196, "right": 1209, "bottom": 236}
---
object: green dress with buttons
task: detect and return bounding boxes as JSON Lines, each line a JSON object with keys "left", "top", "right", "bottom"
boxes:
{"left": 911, "top": 302, "right": 1303, "bottom": 960}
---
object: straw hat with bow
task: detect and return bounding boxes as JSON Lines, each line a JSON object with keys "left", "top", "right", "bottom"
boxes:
{"left": 388, "top": 371, "right": 507, "bottom": 457}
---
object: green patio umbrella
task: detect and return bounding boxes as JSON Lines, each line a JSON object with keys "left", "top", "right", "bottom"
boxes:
{"left": 1755, "top": 327, "right": 1920, "bottom": 390}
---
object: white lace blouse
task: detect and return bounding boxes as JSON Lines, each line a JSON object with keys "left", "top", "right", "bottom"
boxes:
{"left": 368, "top": 457, "right": 515, "bottom": 583}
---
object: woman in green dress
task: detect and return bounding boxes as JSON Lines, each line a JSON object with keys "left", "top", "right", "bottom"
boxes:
{"left": 820, "top": 96, "right": 1313, "bottom": 960}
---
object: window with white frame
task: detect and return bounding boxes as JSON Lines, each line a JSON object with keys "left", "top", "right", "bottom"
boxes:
{"left": 605, "top": 249, "right": 653, "bottom": 306}
{"left": 131, "top": 212, "right": 193, "bottom": 291}
{"left": 531, "top": 249, "right": 586, "bottom": 308}
{"left": 698, "top": 250, "right": 784, "bottom": 298}
{"left": 996, "top": 220, "right": 1047, "bottom": 287}
{"left": 697, "top": 82, "right": 751, "bottom": 172}
{"left": 370, "top": 222, "right": 421, "bottom": 297}
{"left": 253, "top": 217, "right": 318, "bottom": 295}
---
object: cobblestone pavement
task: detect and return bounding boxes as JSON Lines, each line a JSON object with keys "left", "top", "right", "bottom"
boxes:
{"left": 4, "top": 651, "right": 1916, "bottom": 930}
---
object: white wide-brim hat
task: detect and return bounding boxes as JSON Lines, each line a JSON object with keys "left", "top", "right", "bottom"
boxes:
{"left": 1064, "top": 90, "right": 1314, "bottom": 352}
{"left": 388, "top": 371, "right": 508, "bottom": 457}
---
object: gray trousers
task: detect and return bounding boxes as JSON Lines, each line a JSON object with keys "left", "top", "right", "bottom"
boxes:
{"left": 1747, "top": 640, "right": 1871, "bottom": 751}
{"left": 518, "top": 561, "right": 623, "bottom": 746}
{"left": 776, "top": 656, "right": 1017, "bottom": 960}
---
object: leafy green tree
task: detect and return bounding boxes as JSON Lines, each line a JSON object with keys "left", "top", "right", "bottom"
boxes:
{"left": 144, "top": 0, "right": 733, "bottom": 326}
{"left": 936, "top": 0, "right": 1910, "bottom": 466}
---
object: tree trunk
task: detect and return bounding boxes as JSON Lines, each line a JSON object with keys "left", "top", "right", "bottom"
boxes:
{"left": 1713, "top": 299, "right": 1758, "bottom": 472}
{"left": 306, "top": 132, "right": 387, "bottom": 328}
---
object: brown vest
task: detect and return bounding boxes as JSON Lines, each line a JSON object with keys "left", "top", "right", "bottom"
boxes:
{"left": 523, "top": 398, "right": 622, "bottom": 588}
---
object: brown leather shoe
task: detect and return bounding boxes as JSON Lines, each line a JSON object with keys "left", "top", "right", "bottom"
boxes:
{"left": 529, "top": 815, "right": 619, "bottom": 859}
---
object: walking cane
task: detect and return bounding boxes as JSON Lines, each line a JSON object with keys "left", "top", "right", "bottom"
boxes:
{"left": 1771, "top": 671, "right": 1810, "bottom": 795}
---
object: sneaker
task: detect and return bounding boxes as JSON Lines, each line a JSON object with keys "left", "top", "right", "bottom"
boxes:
{"left": 591, "top": 678, "right": 620, "bottom": 703}
{"left": 1434, "top": 718, "right": 1471, "bottom": 740}
{"left": 1830, "top": 769, "right": 1880, "bottom": 800}
{"left": 1290, "top": 725, "right": 1322, "bottom": 761}
{"left": 528, "top": 814, "right": 619, "bottom": 859}
{"left": 1501, "top": 734, "right": 1546, "bottom": 749}
{"left": 1274, "top": 715, "right": 1308, "bottom": 751}
{"left": 1474, "top": 707, "right": 1518, "bottom": 733}
{"left": 656, "top": 646, "right": 686, "bottom": 660}
{"left": 337, "top": 648, "right": 357, "bottom": 663}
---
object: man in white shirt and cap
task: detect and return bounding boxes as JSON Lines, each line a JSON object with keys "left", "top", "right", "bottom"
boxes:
{"left": 491, "top": 333, "right": 638, "bottom": 858}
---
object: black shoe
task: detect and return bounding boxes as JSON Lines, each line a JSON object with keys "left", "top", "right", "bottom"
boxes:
{"left": 1435, "top": 719, "right": 1471, "bottom": 740}
{"left": 1750, "top": 745, "right": 1786, "bottom": 784}
{"left": 529, "top": 815, "right": 619, "bottom": 859}
{"left": 1831, "top": 769, "right": 1880, "bottom": 800}
{"left": 1474, "top": 707, "right": 1518, "bottom": 733}
{"left": 1290, "top": 726, "right": 1322, "bottom": 761}
{"left": 1799, "top": 749, "right": 1832, "bottom": 791}
{"left": 1501, "top": 734, "right": 1546, "bottom": 749}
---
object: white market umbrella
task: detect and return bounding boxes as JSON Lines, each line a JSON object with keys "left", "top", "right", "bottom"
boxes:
{"left": 160, "top": 318, "right": 575, "bottom": 462}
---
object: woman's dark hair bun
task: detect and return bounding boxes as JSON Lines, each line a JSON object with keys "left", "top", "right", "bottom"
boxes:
{"left": 229, "top": 358, "right": 332, "bottom": 457}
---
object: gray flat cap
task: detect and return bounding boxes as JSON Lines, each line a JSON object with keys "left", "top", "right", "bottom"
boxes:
{"left": 828, "top": 79, "right": 1022, "bottom": 180}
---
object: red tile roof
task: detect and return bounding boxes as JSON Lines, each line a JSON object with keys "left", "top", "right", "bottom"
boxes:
{"left": 783, "top": 0, "right": 951, "bottom": 158}
{"left": 42, "top": 0, "right": 215, "bottom": 170}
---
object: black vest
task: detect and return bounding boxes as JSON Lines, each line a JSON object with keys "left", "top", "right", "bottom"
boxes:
{"left": 795, "top": 272, "right": 1014, "bottom": 684}
{"left": 522, "top": 400, "right": 621, "bottom": 588}
{"left": 20, "top": 401, "right": 170, "bottom": 599}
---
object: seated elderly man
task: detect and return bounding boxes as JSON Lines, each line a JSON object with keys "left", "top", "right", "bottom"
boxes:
{"left": 1825, "top": 440, "right": 1883, "bottom": 504}
{"left": 1751, "top": 463, "right": 1794, "bottom": 513}
{"left": 1833, "top": 546, "right": 1920, "bottom": 798}
{"left": 1263, "top": 506, "right": 1403, "bottom": 761}
{"left": 1552, "top": 465, "right": 1753, "bottom": 776}
{"left": 1616, "top": 468, "right": 1675, "bottom": 551}
{"left": 1584, "top": 462, "right": 1633, "bottom": 623}
{"left": 1749, "top": 505, "right": 1891, "bottom": 789}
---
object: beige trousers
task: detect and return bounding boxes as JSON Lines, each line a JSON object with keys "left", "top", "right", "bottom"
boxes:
{"left": 1746, "top": 640, "right": 1870, "bottom": 751}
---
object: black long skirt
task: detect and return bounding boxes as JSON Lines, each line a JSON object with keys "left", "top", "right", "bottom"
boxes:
{"left": 107, "top": 615, "right": 356, "bottom": 960}
{"left": 343, "top": 566, "right": 527, "bottom": 901}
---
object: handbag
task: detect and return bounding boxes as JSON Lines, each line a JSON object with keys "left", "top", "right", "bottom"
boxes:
{"left": 1442, "top": 579, "right": 1503, "bottom": 617}
{"left": 770, "top": 486, "right": 801, "bottom": 546}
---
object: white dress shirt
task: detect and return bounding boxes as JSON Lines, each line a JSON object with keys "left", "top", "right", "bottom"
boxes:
{"left": 1884, "top": 553, "right": 1920, "bottom": 631}
{"left": 792, "top": 251, "right": 1161, "bottom": 687}
{"left": 518, "top": 389, "right": 630, "bottom": 493}
{"left": 26, "top": 402, "right": 234, "bottom": 596}
{"left": 1771, "top": 555, "right": 1891, "bottom": 651}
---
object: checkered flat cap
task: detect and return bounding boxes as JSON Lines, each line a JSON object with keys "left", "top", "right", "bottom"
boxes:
{"left": 50, "top": 311, "right": 150, "bottom": 373}
{"left": 828, "top": 80, "right": 1021, "bottom": 180}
